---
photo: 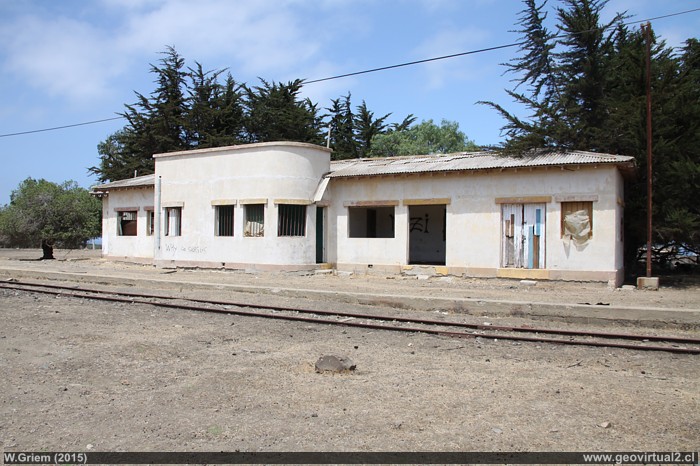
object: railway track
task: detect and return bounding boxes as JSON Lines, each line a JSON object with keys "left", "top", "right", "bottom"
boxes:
{"left": 2, "top": 279, "right": 699, "bottom": 355}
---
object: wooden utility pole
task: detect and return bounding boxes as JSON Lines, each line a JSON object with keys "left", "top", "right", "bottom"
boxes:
{"left": 644, "top": 22, "right": 653, "bottom": 278}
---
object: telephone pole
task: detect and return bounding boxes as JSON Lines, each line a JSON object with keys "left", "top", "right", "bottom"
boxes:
{"left": 644, "top": 22, "right": 653, "bottom": 279}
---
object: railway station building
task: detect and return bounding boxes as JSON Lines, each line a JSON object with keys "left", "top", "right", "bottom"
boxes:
{"left": 91, "top": 141, "right": 636, "bottom": 286}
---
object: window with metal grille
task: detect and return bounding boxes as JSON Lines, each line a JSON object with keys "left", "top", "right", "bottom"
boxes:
{"left": 278, "top": 204, "right": 306, "bottom": 237}
{"left": 215, "top": 205, "right": 235, "bottom": 237}
{"left": 165, "top": 207, "right": 182, "bottom": 236}
{"left": 244, "top": 204, "right": 265, "bottom": 237}
{"left": 117, "top": 211, "right": 137, "bottom": 236}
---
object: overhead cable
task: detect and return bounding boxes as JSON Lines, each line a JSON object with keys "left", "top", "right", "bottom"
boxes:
{"left": 1, "top": 7, "right": 698, "bottom": 139}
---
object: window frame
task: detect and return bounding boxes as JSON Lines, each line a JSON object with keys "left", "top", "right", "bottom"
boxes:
{"left": 277, "top": 204, "right": 307, "bottom": 237}
{"left": 561, "top": 201, "right": 593, "bottom": 239}
{"left": 348, "top": 205, "right": 396, "bottom": 238}
{"left": 145, "top": 209, "right": 154, "bottom": 236}
{"left": 244, "top": 204, "right": 265, "bottom": 237}
{"left": 215, "top": 205, "right": 236, "bottom": 237}
{"left": 117, "top": 210, "right": 138, "bottom": 237}
{"left": 164, "top": 207, "right": 182, "bottom": 237}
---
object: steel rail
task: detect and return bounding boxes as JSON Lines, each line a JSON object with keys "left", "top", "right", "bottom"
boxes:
{"left": 1, "top": 281, "right": 699, "bottom": 354}
{"left": 6, "top": 279, "right": 700, "bottom": 345}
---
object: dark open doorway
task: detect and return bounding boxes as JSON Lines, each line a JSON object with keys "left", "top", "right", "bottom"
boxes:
{"left": 408, "top": 204, "right": 446, "bottom": 265}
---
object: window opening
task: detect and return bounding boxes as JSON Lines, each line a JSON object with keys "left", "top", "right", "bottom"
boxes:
{"left": 216, "top": 205, "right": 235, "bottom": 237}
{"left": 117, "top": 211, "right": 137, "bottom": 236}
{"left": 561, "top": 201, "right": 593, "bottom": 244}
{"left": 165, "top": 207, "right": 182, "bottom": 236}
{"left": 146, "top": 210, "right": 154, "bottom": 236}
{"left": 244, "top": 204, "right": 265, "bottom": 237}
{"left": 278, "top": 204, "right": 306, "bottom": 237}
{"left": 348, "top": 206, "right": 395, "bottom": 238}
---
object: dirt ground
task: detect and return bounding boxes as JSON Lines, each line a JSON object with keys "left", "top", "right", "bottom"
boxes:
{"left": 0, "top": 250, "right": 699, "bottom": 455}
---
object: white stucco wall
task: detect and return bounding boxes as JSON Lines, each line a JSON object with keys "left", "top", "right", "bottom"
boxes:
{"left": 326, "top": 165, "right": 624, "bottom": 282}
{"left": 152, "top": 142, "right": 331, "bottom": 267}
{"left": 97, "top": 142, "right": 627, "bottom": 283}
{"left": 101, "top": 188, "right": 154, "bottom": 260}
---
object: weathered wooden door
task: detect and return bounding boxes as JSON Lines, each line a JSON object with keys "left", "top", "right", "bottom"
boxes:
{"left": 502, "top": 204, "right": 545, "bottom": 269}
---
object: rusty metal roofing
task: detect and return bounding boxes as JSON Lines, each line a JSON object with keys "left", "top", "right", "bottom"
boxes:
{"left": 328, "top": 150, "right": 636, "bottom": 178}
{"left": 91, "top": 174, "right": 155, "bottom": 193}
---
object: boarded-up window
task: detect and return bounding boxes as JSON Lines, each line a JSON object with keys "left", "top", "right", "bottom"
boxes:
{"left": 216, "top": 205, "right": 235, "bottom": 237}
{"left": 348, "top": 206, "right": 395, "bottom": 238}
{"left": 278, "top": 204, "right": 306, "bottom": 237}
{"left": 165, "top": 207, "right": 182, "bottom": 236}
{"left": 117, "top": 211, "right": 137, "bottom": 236}
{"left": 244, "top": 204, "right": 265, "bottom": 237}
{"left": 561, "top": 201, "right": 593, "bottom": 241}
{"left": 502, "top": 203, "right": 545, "bottom": 269}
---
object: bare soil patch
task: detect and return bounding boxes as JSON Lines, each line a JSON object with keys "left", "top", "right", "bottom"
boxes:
{"left": 1, "top": 285, "right": 698, "bottom": 452}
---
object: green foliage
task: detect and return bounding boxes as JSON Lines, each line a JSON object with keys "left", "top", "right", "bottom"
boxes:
{"left": 92, "top": 47, "right": 440, "bottom": 174}
{"left": 325, "top": 94, "right": 416, "bottom": 160}
{"left": 483, "top": 0, "right": 700, "bottom": 270}
{"left": 243, "top": 79, "right": 324, "bottom": 144}
{"left": 90, "top": 49, "right": 322, "bottom": 182}
{"left": 0, "top": 178, "right": 101, "bottom": 248}
{"left": 369, "top": 119, "right": 479, "bottom": 157}
{"left": 327, "top": 93, "right": 358, "bottom": 159}
{"left": 353, "top": 100, "right": 391, "bottom": 158}
{"left": 186, "top": 66, "right": 245, "bottom": 148}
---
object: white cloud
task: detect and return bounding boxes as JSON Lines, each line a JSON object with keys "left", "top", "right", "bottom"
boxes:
{"left": 0, "top": 0, "right": 335, "bottom": 108}
{"left": 0, "top": 14, "right": 124, "bottom": 105}
{"left": 114, "top": 1, "right": 322, "bottom": 75}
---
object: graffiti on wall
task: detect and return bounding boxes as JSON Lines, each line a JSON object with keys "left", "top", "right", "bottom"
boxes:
{"left": 410, "top": 214, "right": 430, "bottom": 233}
{"left": 410, "top": 213, "right": 447, "bottom": 241}
{"left": 164, "top": 243, "right": 207, "bottom": 255}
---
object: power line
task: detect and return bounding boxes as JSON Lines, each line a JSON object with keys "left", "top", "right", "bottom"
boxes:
{"left": 305, "top": 43, "right": 520, "bottom": 84}
{"left": 306, "top": 7, "right": 700, "bottom": 85}
{"left": 0, "top": 116, "right": 124, "bottom": 138}
{"left": 1, "top": 7, "right": 698, "bottom": 139}
{"left": 625, "top": 7, "right": 700, "bottom": 26}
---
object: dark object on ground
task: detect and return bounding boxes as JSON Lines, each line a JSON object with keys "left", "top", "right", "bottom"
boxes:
{"left": 40, "top": 240, "right": 55, "bottom": 260}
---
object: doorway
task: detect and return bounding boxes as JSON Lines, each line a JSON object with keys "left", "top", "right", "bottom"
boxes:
{"left": 316, "top": 206, "right": 326, "bottom": 263}
{"left": 501, "top": 203, "right": 546, "bottom": 269}
{"left": 408, "top": 204, "right": 446, "bottom": 265}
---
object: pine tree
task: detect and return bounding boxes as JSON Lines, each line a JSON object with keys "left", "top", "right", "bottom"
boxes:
{"left": 354, "top": 100, "right": 390, "bottom": 158}
{"left": 91, "top": 47, "right": 190, "bottom": 181}
{"left": 483, "top": 0, "right": 700, "bottom": 271}
{"left": 327, "top": 93, "right": 357, "bottom": 159}
{"left": 243, "top": 79, "right": 324, "bottom": 144}
{"left": 186, "top": 66, "right": 245, "bottom": 148}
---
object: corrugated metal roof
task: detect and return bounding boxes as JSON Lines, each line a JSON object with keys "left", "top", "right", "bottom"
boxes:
{"left": 328, "top": 150, "right": 636, "bottom": 178}
{"left": 91, "top": 174, "right": 155, "bottom": 192}
{"left": 90, "top": 150, "right": 636, "bottom": 192}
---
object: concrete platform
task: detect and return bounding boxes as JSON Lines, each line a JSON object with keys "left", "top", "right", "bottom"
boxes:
{"left": 0, "top": 252, "right": 698, "bottom": 329}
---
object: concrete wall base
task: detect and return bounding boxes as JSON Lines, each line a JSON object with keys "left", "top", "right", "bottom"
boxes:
{"left": 637, "top": 276, "right": 660, "bottom": 290}
{"left": 103, "top": 255, "right": 623, "bottom": 286}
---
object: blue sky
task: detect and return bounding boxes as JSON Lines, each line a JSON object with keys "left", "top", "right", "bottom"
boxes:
{"left": 1, "top": 0, "right": 698, "bottom": 206}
